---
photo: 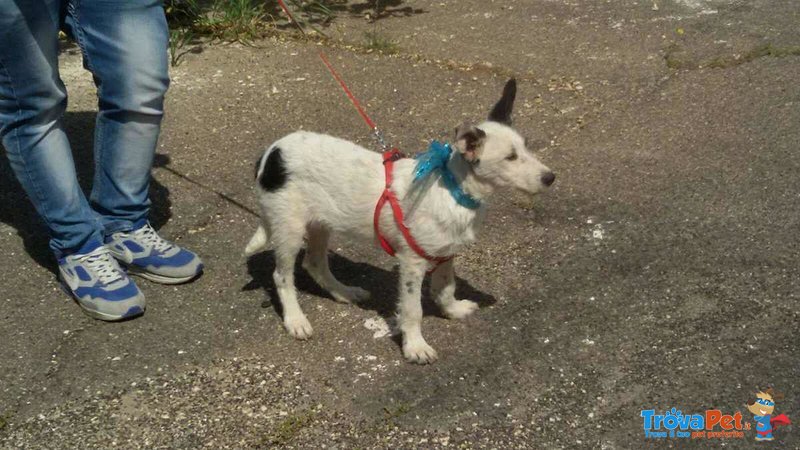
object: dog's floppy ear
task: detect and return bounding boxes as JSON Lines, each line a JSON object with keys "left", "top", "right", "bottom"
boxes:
{"left": 488, "top": 78, "right": 516, "bottom": 125}
{"left": 454, "top": 123, "right": 486, "bottom": 163}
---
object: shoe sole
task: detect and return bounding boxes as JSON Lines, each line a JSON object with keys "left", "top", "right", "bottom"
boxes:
{"left": 125, "top": 264, "right": 203, "bottom": 285}
{"left": 59, "top": 280, "right": 145, "bottom": 322}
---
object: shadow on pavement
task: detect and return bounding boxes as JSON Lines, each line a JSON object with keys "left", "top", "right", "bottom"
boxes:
{"left": 267, "top": 0, "right": 425, "bottom": 26}
{"left": 244, "top": 249, "right": 496, "bottom": 341}
{"left": 343, "top": 1, "right": 426, "bottom": 20}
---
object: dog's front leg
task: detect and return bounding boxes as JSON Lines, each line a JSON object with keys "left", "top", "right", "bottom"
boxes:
{"left": 430, "top": 259, "right": 479, "bottom": 320}
{"left": 397, "top": 257, "right": 438, "bottom": 364}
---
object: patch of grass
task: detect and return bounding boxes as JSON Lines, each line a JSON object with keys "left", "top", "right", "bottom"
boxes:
{"left": 663, "top": 43, "right": 695, "bottom": 69}
{"left": 363, "top": 30, "right": 399, "bottom": 54}
{"left": 169, "top": 28, "right": 197, "bottom": 66}
{"left": 358, "top": 403, "right": 413, "bottom": 435}
{"left": 383, "top": 403, "right": 411, "bottom": 420}
{"left": 165, "top": 0, "right": 340, "bottom": 38}
{"left": 165, "top": 0, "right": 202, "bottom": 27}
{"left": 667, "top": 42, "right": 800, "bottom": 71}
{"left": 164, "top": 1, "right": 406, "bottom": 64}
{"left": 285, "top": 0, "right": 340, "bottom": 25}
{"left": 164, "top": 0, "right": 344, "bottom": 62}
{"left": 262, "top": 410, "right": 317, "bottom": 446}
{"left": 705, "top": 55, "right": 730, "bottom": 69}
{"left": 743, "top": 43, "right": 800, "bottom": 60}
{"left": 0, "top": 412, "right": 12, "bottom": 435}
{"left": 200, "top": 0, "right": 267, "bottom": 43}
{"left": 706, "top": 43, "right": 800, "bottom": 69}
{"left": 772, "top": 45, "right": 800, "bottom": 57}
{"left": 276, "top": 0, "right": 341, "bottom": 38}
{"left": 664, "top": 54, "right": 687, "bottom": 69}
{"left": 165, "top": 0, "right": 267, "bottom": 65}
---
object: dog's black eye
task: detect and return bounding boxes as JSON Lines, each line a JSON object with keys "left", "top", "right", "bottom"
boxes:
{"left": 505, "top": 152, "right": 518, "bottom": 161}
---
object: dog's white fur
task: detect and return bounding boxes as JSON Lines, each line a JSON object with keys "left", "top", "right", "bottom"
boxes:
{"left": 246, "top": 79, "right": 554, "bottom": 364}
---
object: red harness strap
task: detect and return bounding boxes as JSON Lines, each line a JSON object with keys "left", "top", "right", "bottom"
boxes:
{"left": 374, "top": 149, "right": 453, "bottom": 269}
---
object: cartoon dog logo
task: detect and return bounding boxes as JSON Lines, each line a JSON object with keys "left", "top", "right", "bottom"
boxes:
{"left": 747, "top": 388, "right": 791, "bottom": 441}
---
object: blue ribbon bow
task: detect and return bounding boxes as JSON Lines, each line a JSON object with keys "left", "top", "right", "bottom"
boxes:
{"left": 413, "top": 141, "right": 481, "bottom": 210}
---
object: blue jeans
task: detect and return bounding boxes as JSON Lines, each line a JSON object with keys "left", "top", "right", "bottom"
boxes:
{"left": 0, "top": 0, "right": 169, "bottom": 258}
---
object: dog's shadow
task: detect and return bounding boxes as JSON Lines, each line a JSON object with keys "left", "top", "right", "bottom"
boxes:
{"left": 243, "top": 250, "right": 496, "bottom": 345}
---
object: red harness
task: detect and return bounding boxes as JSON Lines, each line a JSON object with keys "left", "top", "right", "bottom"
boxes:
{"left": 373, "top": 149, "right": 453, "bottom": 270}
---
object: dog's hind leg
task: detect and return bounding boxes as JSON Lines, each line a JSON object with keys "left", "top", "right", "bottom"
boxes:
{"left": 272, "top": 218, "right": 313, "bottom": 339}
{"left": 430, "top": 259, "right": 478, "bottom": 320}
{"left": 302, "top": 223, "right": 370, "bottom": 303}
{"left": 397, "top": 257, "right": 438, "bottom": 364}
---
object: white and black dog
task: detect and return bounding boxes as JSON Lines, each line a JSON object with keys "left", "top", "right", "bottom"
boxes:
{"left": 246, "top": 79, "right": 555, "bottom": 364}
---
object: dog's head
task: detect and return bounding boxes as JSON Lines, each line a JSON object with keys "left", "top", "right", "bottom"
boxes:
{"left": 453, "top": 79, "right": 555, "bottom": 195}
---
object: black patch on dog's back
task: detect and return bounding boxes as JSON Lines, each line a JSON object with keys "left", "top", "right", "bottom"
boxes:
{"left": 258, "top": 147, "right": 288, "bottom": 192}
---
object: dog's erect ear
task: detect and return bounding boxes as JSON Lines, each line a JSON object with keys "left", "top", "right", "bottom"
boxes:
{"left": 454, "top": 123, "right": 486, "bottom": 163}
{"left": 488, "top": 78, "right": 516, "bottom": 125}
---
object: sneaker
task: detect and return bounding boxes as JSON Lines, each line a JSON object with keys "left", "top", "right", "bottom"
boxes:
{"left": 58, "top": 240, "right": 145, "bottom": 321}
{"left": 106, "top": 220, "right": 203, "bottom": 284}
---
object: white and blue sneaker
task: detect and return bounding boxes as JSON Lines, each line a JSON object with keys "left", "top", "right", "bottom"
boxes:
{"left": 58, "top": 240, "right": 145, "bottom": 321}
{"left": 106, "top": 220, "right": 203, "bottom": 284}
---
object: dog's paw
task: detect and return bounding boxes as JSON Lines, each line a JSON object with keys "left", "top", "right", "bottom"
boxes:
{"left": 403, "top": 340, "right": 438, "bottom": 364}
{"left": 332, "top": 286, "right": 370, "bottom": 304}
{"left": 443, "top": 299, "right": 479, "bottom": 320}
{"left": 284, "top": 314, "right": 314, "bottom": 340}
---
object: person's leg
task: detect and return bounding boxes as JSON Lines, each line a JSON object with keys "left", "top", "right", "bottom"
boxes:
{"left": 0, "top": 0, "right": 145, "bottom": 320}
{"left": 0, "top": 0, "right": 103, "bottom": 258}
{"left": 62, "top": 0, "right": 169, "bottom": 234}
{"left": 64, "top": 0, "right": 202, "bottom": 283}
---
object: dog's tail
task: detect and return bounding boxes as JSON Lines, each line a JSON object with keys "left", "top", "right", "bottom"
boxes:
{"left": 244, "top": 225, "right": 269, "bottom": 256}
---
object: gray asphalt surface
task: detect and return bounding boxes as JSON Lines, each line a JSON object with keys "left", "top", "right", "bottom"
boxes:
{"left": 1, "top": 0, "right": 798, "bottom": 448}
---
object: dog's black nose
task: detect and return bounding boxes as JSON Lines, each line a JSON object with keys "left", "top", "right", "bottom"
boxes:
{"left": 541, "top": 171, "right": 556, "bottom": 187}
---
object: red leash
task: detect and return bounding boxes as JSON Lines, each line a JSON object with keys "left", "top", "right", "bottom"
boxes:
{"left": 317, "top": 51, "right": 378, "bottom": 134}
{"left": 276, "top": 1, "right": 452, "bottom": 270}
{"left": 276, "top": 0, "right": 387, "bottom": 149}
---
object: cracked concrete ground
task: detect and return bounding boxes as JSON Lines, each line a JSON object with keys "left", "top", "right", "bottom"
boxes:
{"left": 1, "top": 0, "right": 798, "bottom": 448}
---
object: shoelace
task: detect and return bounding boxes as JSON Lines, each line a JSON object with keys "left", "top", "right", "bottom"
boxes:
{"left": 77, "top": 246, "right": 124, "bottom": 285}
{"left": 132, "top": 223, "right": 174, "bottom": 253}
